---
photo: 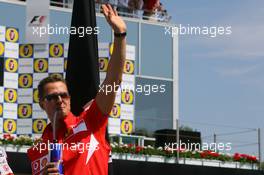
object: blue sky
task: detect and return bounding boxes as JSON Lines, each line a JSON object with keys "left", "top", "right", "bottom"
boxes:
{"left": 161, "top": 0, "right": 264, "bottom": 158}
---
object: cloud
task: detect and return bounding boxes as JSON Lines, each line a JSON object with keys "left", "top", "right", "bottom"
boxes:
{"left": 214, "top": 63, "right": 264, "bottom": 91}
{"left": 177, "top": 2, "right": 264, "bottom": 61}
{"left": 183, "top": 25, "right": 264, "bottom": 60}
{"left": 215, "top": 65, "right": 259, "bottom": 77}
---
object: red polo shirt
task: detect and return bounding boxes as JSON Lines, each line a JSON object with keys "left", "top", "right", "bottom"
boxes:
{"left": 27, "top": 101, "right": 110, "bottom": 175}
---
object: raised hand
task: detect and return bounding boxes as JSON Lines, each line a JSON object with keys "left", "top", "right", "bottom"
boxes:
{"left": 101, "top": 4, "right": 127, "bottom": 33}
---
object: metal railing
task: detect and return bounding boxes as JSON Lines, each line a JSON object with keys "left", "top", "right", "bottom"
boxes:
{"left": 109, "top": 134, "right": 156, "bottom": 147}
{"left": 14, "top": 0, "right": 171, "bottom": 22}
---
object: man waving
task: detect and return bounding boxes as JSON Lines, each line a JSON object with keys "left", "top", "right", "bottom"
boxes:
{"left": 27, "top": 4, "right": 126, "bottom": 175}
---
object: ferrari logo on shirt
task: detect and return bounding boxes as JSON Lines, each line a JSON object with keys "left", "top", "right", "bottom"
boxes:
{"left": 86, "top": 134, "right": 99, "bottom": 164}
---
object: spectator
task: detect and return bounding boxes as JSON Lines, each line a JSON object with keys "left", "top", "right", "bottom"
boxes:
{"left": 142, "top": 0, "right": 159, "bottom": 20}
{"left": 156, "top": 2, "right": 170, "bottom": 22}
{"left": 128, "top": 0, "right": 144, "bottom": 17}
{"left": 118, "top": 0, "right": 129, "bottom": 8}
{"left": 128, "top": 0, "right": 144, "bottom": 11}
{"left": 117, "top": 0, "right": 130, "bottom": 16}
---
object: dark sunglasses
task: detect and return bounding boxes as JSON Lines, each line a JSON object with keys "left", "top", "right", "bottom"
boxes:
{"left": 44, "top": 92, "right": 70, "bottom": 101}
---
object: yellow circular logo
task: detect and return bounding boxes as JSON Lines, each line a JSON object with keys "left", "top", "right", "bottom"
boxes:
{"left": 4, "top": 89, "right": 17, "bottom": 103}
{"left": 34, "top": 58, "right": 48, "bottom": 73}
{"left": 110, "top": 103, "right": 121, "bottom": 118}
{"left": 3, "top": 119, "right": 16, "bottom": 134}
{"left": 49, "top": 73, "right": 63, "bottom": 79}
{"left": 64, "top": 59, "right": 67, "bottom": 71}
{"left": 18, "top": 104, "right": 32, "bottom": 118}
{"left": 19, "top": 74, "right": 33, "bottom": 88}
{"left": 33, "top": 119, "right": 47, "bottom": 133}
{"left": 49, "top": 44, "right": 63, "bottom": 57}
{"left": 6, "top": 28, "right": 19, "bottom": 42}
{"left": 19, "top": 44, "right": 33, "bottom": 58}
{"left": 109, "top": 43, "right": 114, "bottom": 56}
{"left": 33, "top": 89, "right": 39, "bottom": 103}
{"left": 0, "top": 104, "right": 3, "bottom": 116}
{"left": 123, "top": 60, "right": 135, "bottom": 74}
{"left": 0, "top": 42, "right": 4, "bottom": 56}
{"left": 5, "top": 58, "right": 18, "bottom": 73}
{"left": 121, "top": 120, "right": 133, "bottom": 134}
{"left": 99, "top": 58, "right": 108, "bottom": 72}
{"left": 121, "top": 90, "right": 134, "bottom": 104}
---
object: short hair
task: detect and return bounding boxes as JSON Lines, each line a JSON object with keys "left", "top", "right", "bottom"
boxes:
{"left": 38, "top": 74, "right": 66, "bottom": 100}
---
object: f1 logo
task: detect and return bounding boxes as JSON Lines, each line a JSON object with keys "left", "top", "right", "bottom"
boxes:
{"left": 29, "top": 16, "right": 46, "bottom": 26}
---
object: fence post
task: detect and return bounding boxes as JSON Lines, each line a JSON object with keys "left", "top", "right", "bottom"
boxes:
{"left": 258, "top": 128, "right": 261, "bottom": 170}
{"left": 176, "top": 119, "right": 180, "bottom": 164}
